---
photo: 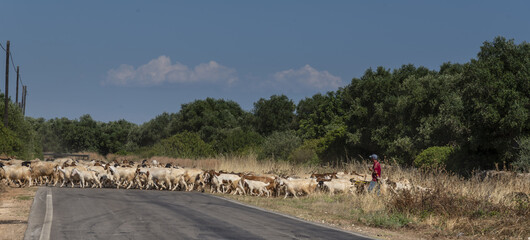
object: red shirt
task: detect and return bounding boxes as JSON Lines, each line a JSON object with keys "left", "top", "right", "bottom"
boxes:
{"left": 372, "top": 161, "right": 381, "bottom": 181}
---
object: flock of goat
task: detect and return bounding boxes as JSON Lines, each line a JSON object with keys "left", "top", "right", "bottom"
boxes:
{"left": 0, "top": 158, "right": 429, "bottom": 198}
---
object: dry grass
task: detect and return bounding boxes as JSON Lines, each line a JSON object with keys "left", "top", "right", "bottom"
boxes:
{"left": 0, "top": 183, "right": 37, "bottom": 240}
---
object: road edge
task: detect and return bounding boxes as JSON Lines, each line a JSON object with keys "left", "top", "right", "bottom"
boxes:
{"left": 24, "top": 187, "right": 47, "bottom": 240}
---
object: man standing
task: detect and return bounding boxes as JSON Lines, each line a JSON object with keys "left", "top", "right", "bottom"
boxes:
{"left": 368, "top": 154, "right": 381, "bottom": 194}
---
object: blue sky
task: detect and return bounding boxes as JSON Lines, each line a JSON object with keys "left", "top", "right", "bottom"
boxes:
{"left": 1, "top": 1, "right": 529, "bottom": 124}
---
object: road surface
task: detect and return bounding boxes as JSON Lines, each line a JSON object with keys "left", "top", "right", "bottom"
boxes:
{"left": 25, "top": 187, "right": 373, "bottom": 240}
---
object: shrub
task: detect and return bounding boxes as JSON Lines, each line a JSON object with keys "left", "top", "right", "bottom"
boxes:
{"left": 258, "top": 131, "right": 301, "bottom": 161}
{"left": 0, "top": 124, "right": 22, "bottom": 156}
{"left": 149, "top": 131, "right": 213, "bottom": 159}
{"left": 288, "top": 139, "right": 321, "bottom": 165}
{"left": 414, "top": 146, "right": 453, "bottom": 169}
{"left": 211, "top": 128, "right": 263, "bottom": 154}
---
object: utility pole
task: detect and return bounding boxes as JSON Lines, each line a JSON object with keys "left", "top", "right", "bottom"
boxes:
{"left": 16, "top": 66, "right": 19, "bottom": 106}
{"left": 23, "top": 85, "right": 27, "bottom": 116}
{"left": 21, "top": 86, "right": 24, "bottom": 115}
{"left": 4, "top": 41, "right": 9, "bottom": 128}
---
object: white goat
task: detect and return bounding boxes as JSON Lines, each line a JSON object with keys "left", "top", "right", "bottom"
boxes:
{"left": 244, "top": 179, "right": 270, "bottom": 197}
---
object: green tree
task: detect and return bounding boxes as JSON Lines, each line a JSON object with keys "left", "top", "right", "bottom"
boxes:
{"left": 149, "top": 131, "right": 213, "bottom": 159}
{"left": 253, "top": 95, "right": 296, "bottom": 136}
{"left": 0, "top": 124, "right": 22, "bottom": 156}
{"left": 128, "top": 112, "right": 175, "bottom": 148}
{"left": 211, "top": 128, "right": 263, "bottom": 154}
{"left": 97, "top": 119, "right": 137, "bottom": 155}
{"left": 296, "top": 92, "right": 344, "bottom": 140}
{"left": 460, "top": 37, "right": 530, "bottom": 168}
{"left": 171, "top": 98, "right": 251, "bottom": 142}
{"left": 259, "top": 131, "right": 301, "bottom": 161}
{"left": 0, "top": 93, "right": 41, "bottom": 159}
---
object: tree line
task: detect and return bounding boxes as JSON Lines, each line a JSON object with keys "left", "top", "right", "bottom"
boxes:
{"left": 1, "top": 37, "right": 529, "bottom": 173}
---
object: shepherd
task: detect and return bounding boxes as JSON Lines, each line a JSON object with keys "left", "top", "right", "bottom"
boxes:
{"left": 368, "top": 154, "right": 381, "bottom": 195}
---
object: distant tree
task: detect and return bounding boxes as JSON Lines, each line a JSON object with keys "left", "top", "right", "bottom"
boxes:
{"left": 97, "top": 119, "right": 137, "bottom": 155}
{"left": 149, "top": 131, "right": 213, "bottom": 159}
{"left": 171, "top": 98, "right": 251, "bottom": 142}
{"left": 340, "top": 64, "right": 464, "bottom": 164}
{"left": 460, "top": 37, "right": 530, "bottom": 168}
{"left": 0, "top": 124, "right": 22, "bottom": 156}
{"left": 210, "top": 128, "right": 263, "bottom": 154}
{"left": 128, "top": 112, "right": 175, "bottom": 148}
{"left": 0, "top": 93, "right": 41, "bottom": 159}
{"left": 259, "top": 131, "right": 301, "bottom": 161}
{"left": 296, "top": 92, "right": 344, "bottom": 140}
{"left": 253, "top": 95, "right": 296, "bottom": 136}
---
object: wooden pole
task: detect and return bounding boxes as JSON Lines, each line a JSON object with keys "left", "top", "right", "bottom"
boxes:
{"left": 21, "top": 86, "right": 25, "bottom": 114}
{"left": 23, "top": 85, "right": 27, "bottom": 115}
{"left": 4, "top": 41, "right": 9, "bottom": 127}
{"left": 16, "top": 66, "right": 19, "bottom": 106}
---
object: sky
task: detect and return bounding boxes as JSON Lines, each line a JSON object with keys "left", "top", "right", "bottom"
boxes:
{"left": 1, "top": 1, "right": 529, "bottom": 124}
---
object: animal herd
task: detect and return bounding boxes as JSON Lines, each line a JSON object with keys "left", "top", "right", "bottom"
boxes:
{"left": 0, "top": 158, "right": 431, "bottom": 198}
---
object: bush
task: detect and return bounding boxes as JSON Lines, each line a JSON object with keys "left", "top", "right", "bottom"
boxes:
{"left": 148, "top": 131, "right": 213, "bottom": 159}
{"left": 259, "top": 131, "right": 301, "bottom": 161}
{"left": 513, "top": 136, "right": 530, "bottom": 172}
{"left": 0, "top": 124, "right": 22, "bottom": 156}
{"left": 211, "top": 128, "right": 263, "bottom": 154}
{"left": 1, "top": 93, "right": 41, "bottom": 159}
{"left": 414, "top": 146, "right": 453, "bottom": 169}
{"left": 288, "top": 139, "right": 321, "bottom": 165}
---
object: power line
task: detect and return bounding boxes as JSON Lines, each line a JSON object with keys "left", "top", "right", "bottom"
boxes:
{"left": 2, "top": 41, "right": 28, "bottom": 114}
{"left": 9, "top": 48, "right": 17, "bottom": 72}
{"left": 1, "top": 42, "right": 22, "bottom": 76}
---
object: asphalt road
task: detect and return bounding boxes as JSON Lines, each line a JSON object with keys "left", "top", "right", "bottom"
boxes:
{"left": 25, "top": 187, "right": 373, "bottom": 240}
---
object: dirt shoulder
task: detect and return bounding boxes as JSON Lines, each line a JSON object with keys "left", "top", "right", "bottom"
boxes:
{"left": 0, "top": 184, "right": 37, "bottom": 240}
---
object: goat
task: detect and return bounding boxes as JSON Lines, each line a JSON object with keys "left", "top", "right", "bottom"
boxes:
{"left": 1, "top": 165, "right": 32, "bottom": 187}
{"left": 319, "top": 179, "right": 355, "bottom": 195}
{"left": 72, "top": 168, "right": 101, "bottom": 188}
{"left": 279, "top": 178, "right": 318, "bottom": 199}
{"left": 108, "top": 166, "right": 137, "bottom": 189}
{"left": 243, "top": 179, "right": 270, "bottom": 197}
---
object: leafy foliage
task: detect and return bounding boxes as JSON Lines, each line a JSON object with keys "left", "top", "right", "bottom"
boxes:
{"left": 513, "top": 136, "right": 530, "bottom": 172}
{"left": 259, "top": 131, "right": 301, "bottom": 161}
{"left": 460, "top": 37, "right": 530, "bottom": 168}
{"left": 148, "top": 131, "right": 213, "bottom": 159}
{"left": 211, "top": 128, "right": 263, "bottom": 154}
{"left": 171, "top": 98, "right": 252, "bottom": 142}
{"left": 0, "top": 124, "right": 22, "bottom": 156}
{"left": 288, "top": 139, "right": 321, "bottom": 165}
{"left": 97, "top": 119, "right": 137, "bottom": 155}
{"left": 414, "top": 146, "right": 454, "bottom": 169}
{"left": 0, "top": 93, "right": 40, "bottom": 159}
{"left": 253, "top": 95, "right": 296, "bottom": 136}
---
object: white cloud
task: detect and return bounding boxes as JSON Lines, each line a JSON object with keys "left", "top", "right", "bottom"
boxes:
{"left": 273, "top": 65, "right": 342, "bottom": 90}
{"left": 105, "top": 56, "right": 237, "bottom": 86}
